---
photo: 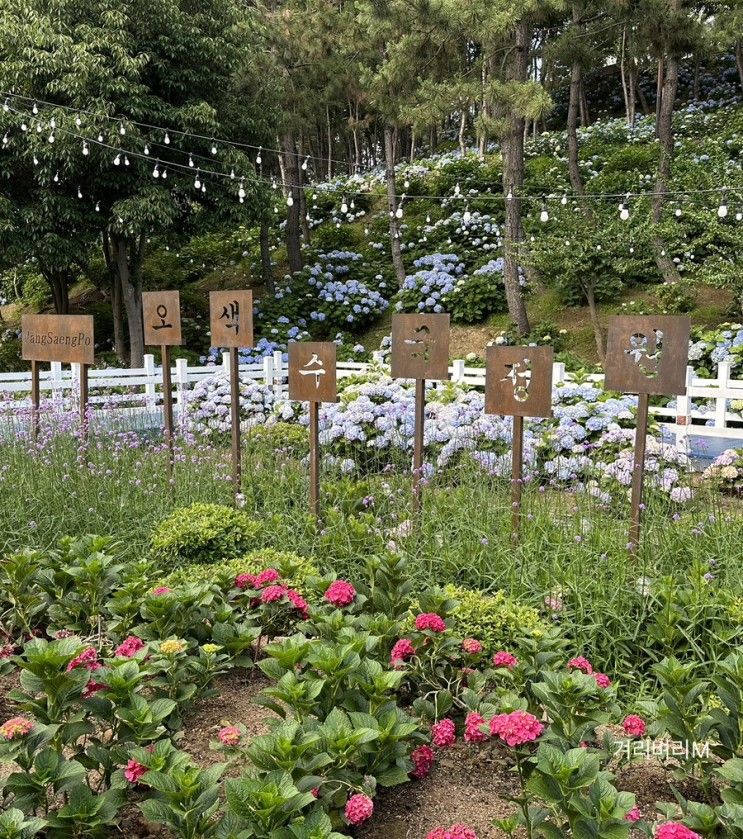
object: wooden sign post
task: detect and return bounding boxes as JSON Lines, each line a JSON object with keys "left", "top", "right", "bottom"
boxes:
{"left": 391, "top": 313, "right": 450, "bottom": 513}
{"left": 21, "top": 314, "right": 94, "bottom": 438}
{"left": 605, "top": 315, "right": 690, "bottom": 557}
{"left": 485, "top": 345, "right": 554, "bottom": 542}
{"left": 209, "top": 291, "right": 253, "bottom": 500}
{"left": 143, "top": 291, "right": 182, "bottom": 479}
{"left": 288, "top": 342, "right": 338, "bottom": 521}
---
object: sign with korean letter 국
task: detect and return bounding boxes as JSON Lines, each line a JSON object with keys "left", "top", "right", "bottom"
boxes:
{"left": 390, "top": 313, "right": 450, "bottom": 380}
{"left": 143, "top": 291, "right": 182, "bottom": 346}
{"left": 22, "top": 314, "right": 94, "bottom": 365}
{"left": 209, "top": 291, "right": 254, "bottom": 348}
{"left": 288, "top": 342, "right": 337, "bottom": 403}
{"left": 486, "top": 346, "right": 554, "bottom": 418}
{"left": 604, "top": 315, "right": 690, "bottom": 396}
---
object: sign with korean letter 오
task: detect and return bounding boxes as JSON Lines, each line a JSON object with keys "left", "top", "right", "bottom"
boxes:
{"left": 288, "top": 342, "right": 337, "bottom": 403}
{"left": 604, "top": 315, "right": 690, "bottom": 396}
{"left": 485, "top": 345, "right": 554, "bottom": 418}
{"left": 22, "top": 314, "right": 94, "bottom": 365}
{"left": 209, "top": 291, "right": 254, "bottom": 348}
{"left": 390, "top": 313, "right": 450, "bottom": 380}
{"left": 143, "top": 291, "right": 182, "bottom": 346}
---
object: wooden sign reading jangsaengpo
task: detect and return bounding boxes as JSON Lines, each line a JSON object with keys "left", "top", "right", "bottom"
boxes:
{"left": 604, "top": 315, "right": 690, "bottom": 395}
{"left": 22, "top": 314, "right": 94, "bottom": 365}
{"left": 143, "top": 291, "right": 182, "bottom": 346}
{"left": 209, "top": 291, "right": 253, "bottom": 348}
{"left": 390, "top": 313, "right": 450, "bottom": 380}
{"left": 288, "top": 342, "right": 337, "bottom": 403}
{"left": 485, "top": 346, "right": 554, "bottom": 418}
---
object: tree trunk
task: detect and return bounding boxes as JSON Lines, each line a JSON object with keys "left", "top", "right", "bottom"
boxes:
{"left": 43, "top": 270, "right": 70, "bottom": 314}
{"left": 280, "top": 130, "right": 303, "bottom": 275}
{"left": 102, "top": 231, "right": 126, "bottom": 362}
{"left": 259, "top": 223, "right": 274, "bottom": 294}
{"left": 655, "top": 59, "right": 664, "bottom": 137}
{"left": 384, "top": 124, "right": 406, "bottom": 286}
{"left": 628, "top": 64, "right": 637, "bottom": 127}
{"left": 500, "top": 18, "right": 531, "bottom": 336}
{"left": 652, "top": 34, "right": 682, "bottom": 283}
{"left": 567, "top": 10, "right": 585, "bottom": 195}
{"left": 584, "top": 281, "right": 604, "bottom": 362}
{"left": 579, "top": 85, "right": 590, "bottom": 127}
{"left": 736, "top": 40, "right": 743, "bottom": 92}
{"left": 459, "top": 110, "right": 467, "bottom": 157}
{"left": 637, "top": 80, "right": 651, "bottom": 116}
{"left": 326, "top": 106, "right": 333, "bottom": 181}
{"left": 111, "top": 232, "right": 145, "bottom": 369}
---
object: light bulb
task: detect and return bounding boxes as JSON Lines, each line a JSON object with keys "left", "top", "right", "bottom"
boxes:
{"left": 124, "top": 155, "right": 130, "bottom": 166}
{"left": 50, "top": 117, "right": 56, "bottom": 129}
{"left": 238, "top": 182, "right": 246, "bottom": 199}
{"left": 629, "top": 246, "right": 635, "bottom": 253}
{"left": 119, "top": 125, "right": 125, "bottom": 136}
{"left": 188, "top": 154, "right": 194, "bottom": 167}
{"left": 113, "top": 154, "right": 121, "bottom": 166}
{"left": 395, "top": 206, "right": 403, "bottom": 219}
{"left": 77, "top": 186, "right": 82, "bottom": 199}
{"left": 404, "top": 179, "right": 410, "bottom": 189}
{"left": 540, "top": 207, "right": 549, "bottom": 223}
{"left": 53, "top": 171, "right": 59, "bottom": 182}
{"left": 561, "top": 194, "right": 568, "bottom": 205}
{"left": 97, "top": 132, "right": 103, "bottom": 142}
{"left": 2, "top": 99, "right": 8, "bottom": 112}
{"left": 426, "top": 214, "right": 431, "bottom": 224}
{"left": 287, "top": 193, "right": 294, "bottom": 207}
{"left": 675, "top": 207, "right": 682, "bottom": 217}
{"left": 48, "top": 132, "right": 55, "bottom": 143}
{"left": 463, "top": 208, "right": 471, "bottom": 223}
{"left": 211, "top": 142, "right": 217, "bottom": 155}
{"left": 230, "top": 168, "right": 235, "bottom": 179}
{"left": 305, "top": 212, "right": 310, "bottom": 221}
{"left": 718, "top": 202, "right": 728, "bottom": 218}
{"left": 36, "top": 124, "right": 42, "bottom": 133}
{"left": 32, "top": 102, "right": 38, "bottom": 114}
{"left": 161, "top": 168, "right": 168, "bottom": 179}
{"left": 194, "top": 173, "right": 201, "bottom": 189}
{"left": 301, "top": 156, "right": 308, "bottom": 171}
{"left": 33, "top": 155, "right": 38, "bottom": 166}
{"left": 454, "top": 182, "right": 461, "bottom": 197}
{"left": 144, "top": 144, "right": 150, "bottom": 155}
{"left": 95, "top": 201, "right": 100, "bottom": 212}
{"left": 256, "top": 147, "right": 262, "bottom": 165}
{"left": 364, "top": 227, "right": 369, "bottom": 236}
{"left": 20, "top": 123, "right": 27, "bottom": 132}
{"left": 1, "top": 133, "right": 7, "bottom": 146}
{"left": 153, "top": 163, "right": 160, "bottom": 178}
{"left": 507, "top": 187, "right": 513, "bottom": 200}
{"left": 736, "top": 212, "right": 743, "bottom": 222}
{"left": 341, "top": 200, "right": 348, "bottom": 214}
{"left": 350, "top": 199, "right": 355, "bottom": 210}
{"left": 200, "top": 181, "right": 205, "bottom": 192}
{"left": 82, "top": 141, "right": 89, "bottom": 156}
{"left": 164, "top": 131, "right": 170, "bottom": 145}
{"left": 75, "top": 116, "right": 81, "bottom": 127}
{"left": 620, "top": 204, "right": 630, "bottom": 221}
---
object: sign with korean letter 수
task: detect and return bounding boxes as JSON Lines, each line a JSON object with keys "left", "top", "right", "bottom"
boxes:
{"left": 143, "top": 291, "right": 182, "bottom": 346}
{"left": 288, "top": 342, "right": 337, "bottom": 403}
{"left": 209, "top": 291, "right": 253, "bottom": 348}
{"left": 22, "top": 314, "right": 94, "bottom": 365}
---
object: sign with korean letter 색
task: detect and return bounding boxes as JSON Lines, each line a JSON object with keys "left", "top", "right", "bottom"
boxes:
{"left": 288, "top": 342, "right": 337, "bottom": 403}
{"left": 209, "top": 291, "right": 253, "bottom": 348}
{"left": 485, "top": 346, "right": 554, "bottom": 418}
{"left": 390, "top": 313, "right": 450, "bottom": 380}
{"left": 604, "top": 315, "right": 690, "bottom": 396}
{"left": 143, "top": 291, "right": 182, "bottom": 346}
{"left": 22, "top": 314, "right": 94, "bottom": 365}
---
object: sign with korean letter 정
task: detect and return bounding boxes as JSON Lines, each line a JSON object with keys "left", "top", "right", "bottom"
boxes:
{"left": 209, "top": 291, "right": 254, "bottom": 348}
{"left": 288, "top": 342, "right": 337, "bottom": 403}
{"left": 390, "top": 313, "right": 450, "bottom": 380}
{"left": 143, "top": 291, "right": 182, "bottom": 346}
{"left": 485, "top": 346, "right": 554, "bottom": 418}
{"left": 22, "top": 314, "right": 94, "bottom": 365}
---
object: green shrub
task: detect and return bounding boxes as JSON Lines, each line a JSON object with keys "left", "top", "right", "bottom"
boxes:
{"left": 250, "top": 423, "right": 309, "bottom": 458}
{"left": 444, "top": 585, "right": 549, "bottom": 652}
{"left": 312, "top": 224, "right": 362, "bottom": 252}
{"left": 150, "top": 503, "right": 262, "bottom": 569}
{"left": 161, "top": 548, "right": 318, "bottom": 593}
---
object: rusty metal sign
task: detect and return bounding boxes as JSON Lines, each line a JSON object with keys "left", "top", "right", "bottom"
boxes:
{"left": 485, "top": 346, "right": 554, "bottom": 418}
{"left": 143, "top": 291, "right": 182, "bottom": 346}
{"left": 22, "top": 314, "right": 94, "bottom": 365}
{"left": 288, "top": 342, "right": 337, "bottom": 403}
{"left": 209, "top": 290, "right": 253, "bottom": 348}
{"left": 604, "top": 315, "right": 690, "bottom": 395}
{"left": 390, "top": 313, "right": 450, "bottom": 381}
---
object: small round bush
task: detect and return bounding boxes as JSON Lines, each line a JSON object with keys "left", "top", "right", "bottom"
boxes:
{"left": 162, "top": 549, "right": 318, "bottom": 594}
{"left": 150, "top": 503, "right": 263, "bottom": 570}
{"left": 445, "top": 585, "right": 548, "bottom": 653}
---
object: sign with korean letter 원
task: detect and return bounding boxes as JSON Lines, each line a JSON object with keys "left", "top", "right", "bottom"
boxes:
{"left": 209, "top": 291, "right": 253, "bottom": 348}
{"left": 288, "top": 342, "right": 337, "bottom": 403}
{"left": 22, "top": 314, "right": 94, "bottom": 365}
{"left": 486, "top": 346, "right": 554, "bottom": 418}
{"left": 143, "top": 291, "right": 182, "bottom": 346}
{"left": 391, "top": 313, "right": 450, "bottom": 380}
{"left": 604, "top": 315, "right": 690, "bottom": 396}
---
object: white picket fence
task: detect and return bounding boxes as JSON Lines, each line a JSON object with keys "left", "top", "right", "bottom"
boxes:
{"left": 1, "top": 353, "right": 742, "bottom": 449}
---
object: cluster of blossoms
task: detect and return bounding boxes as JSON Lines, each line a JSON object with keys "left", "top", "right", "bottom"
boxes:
{"left": 67, "top": 646, "right": 106, "bottom": 698}
{"left": 395, "top": 253, "right": 465, "bottom": 314}
{"left": 259, "top": 584, "right": 310, "bottom": 619}
{"left": 492, "top": 650, "right": 518, "bottom": 669}
{"left": 159, "top": 639, "right": 187, "bottom": 655}
{"left": 323, "top": 579, "right": 357, "bottom": 607}
{"left": 344, "top": 793, "right": 374, "bottom": 825}
{"left": 703, "top": 447, "right": 743, "bottom": 494}
{"left": 235, "top": 567, "right": 281, "bottom": 590}
{"left": 489, "top": 710, "right": 544, "bottom": 747}
{"left": 218, "top": 726, "right": 242, "bottom": 746}
{"left": 124, "top": 759, "right": 148, "bottom": 784}
{"left": 687, "top": 322, "right": 743, "bottom": 376}
{"left": 0, "top": 716, "right": 33, "bottom": 740}
{"left": 425, "top": 824, "right": 479, "bottom": 839}
{"left": 187, "top": 376, "right": 275, "bottom": 436}
{"left": 115, "top": 636, "right": 145, "bottom": 658}
{"left": 567, "top": 656, "right": 612, "bottom": 689}
{"left": 390, "top": 638, "right": 416, "bottom": 668}
{"left": 654, "top": 824, "right": 701, "bottom": 839}
{"left": 305, "top": 253, "right": 389, "bottom": 330}
{"left": 415, "top": 613, "right": 447, "bottom": 632}
{"left": 622, "top": 714, "right": 647, "bottom": 737}
{"left": 415, "top": 210, "right": 501, "bottom": 258}
{"left": 411, "top": 744, "right": 436, "bottom": 779}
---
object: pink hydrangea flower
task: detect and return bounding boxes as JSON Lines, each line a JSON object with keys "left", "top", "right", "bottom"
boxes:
{"left": 344, "top": 793, "right": 374, "bottom": 825}
{"left": 261, "top": 584, "right": 288, "bottom": 604}
{"left": 124, "top": 759, "right": 147, "bottom": 784}
{"left": 286, "top": 588, "right": 309, "bottom": 619}
{"left": 67, "top": 647, "right": 102, "bottom": 672}
{"left": 431, "top": 718, "right": 456, "bottom": 748}
{"left": 254, "top": 568, "right": 280, "bottom": 588}
{"left": 464, "top": 711, "right": 487, "bottom": 743}
{"left": 0, "top": 642, "right": 15, "bottom": 659}
{"left": 567, "top": 656, "right": 593, "bottom": 674}
{"left": 492, "top": 651, "right": 518, "bottom": 669}
{"left": 234, "top": 573, "right": 256, "bottom": 590}
{"left": 462, "top": 638, "right": 483, "bottom": 654}
{"left": 151, "top": 586, "right": 171, "bottom": 596}
{"left": 625, "top": 807, "right": 641, "bottom": 823}
{"left": 426, "top": 830, "right": 448, "bottom": 839}
{"left": 594, "top": 673, "right": 612, "bottom": 689}
{"left": 544, "top": 595, "right": 563, "bottom": 612}
{"left": 82, "top": 681, "right": 105, "bottom": 699}
{"left": 489, "top": 710, "right": 544, "bottom": 747}
{"left": 411, "top": 744, "right": 435, "bottom": 779}
{"left": 115, "top": 636, "right": 145, "bottom": 658}
{"left": 311, "top": 787, "right": 320, "bottom": 798}
{"left": 655, "top": 824, "right": 701, "bottom": 839}
{"left": 0, "top": 716, "right": 33, "bottom": 740}
{"left": 415, "top": 613, "right": 446, "bottom": 633}
{"left": 218, "top": 726, "right": 241, "bottom": 746}
{"left": 622, "top": 715, "right": 647, "bottom": 737}
{"left": 324, "top": 580, "right": 357, "bottom": 607}
{"left": 390, "top": 638, "right": 415, "bottom": 666}
{"left": 426, "top": 826, "right": 478, "bottom": 839}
